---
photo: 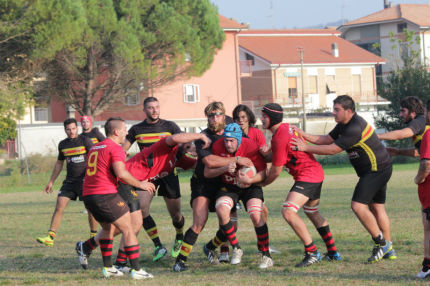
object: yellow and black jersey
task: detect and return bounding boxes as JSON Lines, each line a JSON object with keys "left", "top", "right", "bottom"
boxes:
{"left": 126, "top": 119, "right": 182, "bottom": 151}
{"left": 80, "top": 127, "right": 105, "bottom": 144}
{"left": 329, "top": 114, "right": 392, "bottom": 177}
{"left": 57, "top": 135, "right": 93, "bottom": 180}
{"left": 408, "top": 114, "right": 428, "bottom": 151}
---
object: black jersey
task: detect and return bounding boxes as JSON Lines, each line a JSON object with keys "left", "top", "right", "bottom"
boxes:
{"left": 81, "top": 128, "right": 105, "bottom": 144}
{"left": 57, "top": 135, "right": 93, "bottom": 181}
{"left": 408, "top": 114, "right": 428, "bottom": 150}
{"left": 126, "top": 119, "right": 181, "bottom": 151}
{"left": 329, "top": 113, "right": 392, "bottom": 177}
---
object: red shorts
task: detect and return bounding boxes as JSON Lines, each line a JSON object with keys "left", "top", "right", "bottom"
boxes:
{"left": 418, "top": 178, "right": 430, "bottom": 209}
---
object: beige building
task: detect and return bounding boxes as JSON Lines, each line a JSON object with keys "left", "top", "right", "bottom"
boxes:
{"left": 238, "top": 29, "right": 387, "bottom": 116}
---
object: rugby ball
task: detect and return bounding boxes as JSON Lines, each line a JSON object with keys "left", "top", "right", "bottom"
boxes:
{"left": 236, "top": 165, "right": 257, "bottom": 188}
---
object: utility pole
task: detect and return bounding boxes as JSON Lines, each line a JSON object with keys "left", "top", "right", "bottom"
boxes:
{"left": 298, "top": 47, "right": 306, "bottom": 131}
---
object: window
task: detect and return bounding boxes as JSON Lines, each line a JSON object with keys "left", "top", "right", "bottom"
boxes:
{"left": 183, "top": 84, "right": 200, "bottom": 103}
{"left": 397, "top": 23, "right": 407, "bottom": 33}
{"left": 308, "top": 76, "right": 318, "bottom": 94}
{"left": 288, "top": 77, "right": 298, "bottom": 98}
{"left": 125, "top": 93, "right": 140, "bottom": 106}
{"left": 326, "top": 75, "right": 336, "bottom": 94}
{"left": 245, "top": 53, "right": 255, "bottom": 66}
{"left": 34, "top": 107, "right": 48, "bottom": 121}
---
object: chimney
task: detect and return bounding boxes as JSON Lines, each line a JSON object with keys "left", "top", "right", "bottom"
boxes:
{"left": 384, "top": 0, "right": 390, "bottom": 9}
{"left": 332, "top": 43, "right": 339, "bottom": 58}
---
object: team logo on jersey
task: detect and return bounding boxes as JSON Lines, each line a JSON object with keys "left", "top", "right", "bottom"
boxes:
{"left": 348, "top": 151, "right": 360, "bottom": 159}
{"left": 68, "top": 155, "right": 85, "bottom": 164}
{"left": 136, "top": 132, "right": 171, "bottom": 144}
{"left": 91, "top": 138, "right": 99, "bottom": 144}
{"left": 62, "top": 146, "right": 86, "bottom": 156}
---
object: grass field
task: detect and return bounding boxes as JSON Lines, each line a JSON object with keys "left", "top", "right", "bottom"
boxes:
{"left": 0, "top": 163, "right": 429, "bottom": 285}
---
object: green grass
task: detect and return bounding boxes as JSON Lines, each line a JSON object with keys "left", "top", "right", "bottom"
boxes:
{"left": 0, "top": 165, "right": 428, "bottom": 285}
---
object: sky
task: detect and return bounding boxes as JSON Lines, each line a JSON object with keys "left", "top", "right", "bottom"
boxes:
{"left": 210, "top": 0, "right": 430, "bottom": 29}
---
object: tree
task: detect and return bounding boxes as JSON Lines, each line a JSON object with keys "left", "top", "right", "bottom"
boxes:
{"left": 375, "top": 28, "right": 430, "bottom": 149}
{"left": 1, "top": 0, "right": 225, "bottom": 117}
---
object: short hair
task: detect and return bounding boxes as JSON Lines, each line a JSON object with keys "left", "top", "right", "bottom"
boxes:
{"left": 333, "top": 95, "right": 355, "bottom": 112}
{"left": 143, "top": 96, "right": 158, "bottom": 108}
{"left": 63, "top": 118, "right": 77, "bottom": 128}
{"left": 232, "top": 104, "right": 256, "bottom": 127}
{"left": 204, "top": 101, "right": 225, "bottom": 116}
{"left": 104, "top": 117, "right": 125, "bottom": 136}
{"left": 400, "top": 96, "right": 425, "bottom": 115}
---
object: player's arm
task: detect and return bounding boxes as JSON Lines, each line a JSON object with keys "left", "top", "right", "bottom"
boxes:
{"left": 290, "top": 137, "right": 342, "bottom": 155}
{"left": 203, "top": 155, "right": 253, "bottom": 168}
{"left": 378, "top": 128, "right": 414, "bottom": 141}
{"left": 386, "top": 147, "right": 418, "bottom": 158}
{"left": 166, "top": 133, "right": 211, "bottom": 149}
{"left": 112, "top": 161, "right": 155, "bottom": 194}
{"left": 259, "top": 145, "right": 272, "bottom": 162}
{"left": 292, "top": 126, "right": 334, "bottom": 145}
{"left": 204, "top": 162, "right": 236, "bottom": 178}
{"left": 122, "top": 139, "right": 132, "bottom": 152}
{"left": 260, "top": 165, "right": 283, "bottom": 186}
{"left": 415, "top": 159, "right": 430, "bottom": 184}
{"left": 44, "top": 160, "right": 64, "bottom": 193}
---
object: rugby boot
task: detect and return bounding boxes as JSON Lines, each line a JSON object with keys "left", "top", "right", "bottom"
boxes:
{"left": 171, "top": 239, "right": 182, "bottom": 258}
{"left": 295, "top": 250, "right": 322, "bottom": 267}
{"left": 323, "top": 251, "right": 342, "bottom": 262}
{"left": 37, "top": 234, "right": 54, "bottom": 247}
{"left": 173, "top": 260, "right": 188, "bottom": 272}
{"left": 203, "top": 244, "right": 219, "bottom": 265}
{"left": 417, "top": 268, "right": 430, "bottom": 279}
{"left": 368, "top": 241, "right": 392, "bottom": 263}
{"left": 383, "top": 248, "right": 397, "bottom": 260}
{"left": 153, "top": 245, "right": 167, "bottom": 262}
{"left": 259, "top": 254, "right": 273, "bottom": 269}
{"left": 130, "top": 268, "right": 154, "bottom": 280}
{"left": 102, "top": 266, "right": 123, "bottom": 278}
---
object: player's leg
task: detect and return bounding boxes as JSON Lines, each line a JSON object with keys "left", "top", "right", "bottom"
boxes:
{"left": 164, "top": 197, "right": 185, "bottom": 258}
{"left": 417, "top": 209, "right": 430, "bottom": 278}
{"left": 87, "top": 211, "right": 98, "bottom": 238}
{"left": 37, "top": 195, "right": 70, "bottom": 246}
{"left": 173, "top": 195, "right": 209, "bottom": 272}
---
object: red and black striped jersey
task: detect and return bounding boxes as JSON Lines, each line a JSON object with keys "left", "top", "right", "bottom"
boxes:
{"left": 57, "top": 135, "right": 93, "bottom": 181}
{"left": 329, "top": 114, "right": 392, "bottom": 177}
{"left": 80, "top": 127, "right": 105, "bottom": 144}
{"left": 126, "top": 119, "right": 181, "bottom": 151}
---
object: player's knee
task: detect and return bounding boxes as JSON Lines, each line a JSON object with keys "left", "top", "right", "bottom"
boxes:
{"left": 215, "top": 198, "right": 233, "bottom": 212}
{"left": 303, "top": 204, "right": 319, "bottom": 216}
{"left": 281, "top": 201, "right": 300, "bottom": 221}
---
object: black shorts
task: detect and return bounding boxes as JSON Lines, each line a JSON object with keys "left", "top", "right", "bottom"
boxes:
{"left": 290, "top": 181, "right": 322, "bottom": 201}
{"left": 117, "top": 182, "right": 141, "bottom": 213}
{"left": 216, "top": 184, "right": 264, "bottom": 211}
{"left": 155, "top": 172, "right": 181, "bottom": 199}
{"left": 83, "top": 193, "right": 130, "bottom": 224}
{"left": 352, "top": 166, "right": 392, "bottom": 204}
{"left": 190, "top": 176, "right": 219, "bottom": 212}
{"left": 58, "top": 179, "right": 83, "bottom": 201}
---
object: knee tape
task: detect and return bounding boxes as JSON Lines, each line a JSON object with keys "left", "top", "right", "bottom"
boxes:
{"left": 215, "top": 198, "right": 233, "bottom": 210}
{"left": 282, "top": 201, "right": 300, "bottom": 213}
{"left": 247, "top": 204, "right": 262, "bottom": 215}
{"left": 303, "top": 204, "right": 319, "bottom": 213}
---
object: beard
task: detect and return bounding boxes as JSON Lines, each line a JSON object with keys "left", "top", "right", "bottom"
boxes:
{"left": 208, "top": 121, "right": 226, "bottom": 133}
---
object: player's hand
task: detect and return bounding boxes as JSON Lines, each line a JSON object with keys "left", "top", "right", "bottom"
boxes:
{"left": 237, "top": 156, "right": 253, "bottom": 167}
{"left": 227, "top": 162, "right": 237, "bottom": 174}
{"left": 237, "top": 171, "right": 252, "bottom": 185}
{"left": 386, "top": 147, "right": 399, "bottom": 156}
{"left": 200, "top": 134, "right": 212, "bottom": 149}
{"left": 291, "top": 126, "right": 305, "bottom": 137}
{"left": 259, "top": 145, "right": 271, "bottom": 156}
{"left": 414, "top": 175, "right": 425, "bottom": 185}
{"left": 43, "top": 182, "right": 53, "bottom": 194}
{"left": 290, "top": 137, "right": 307, "bottom": 152}
{"left": 139, "top": 181, "right": 156, "bottom": 194}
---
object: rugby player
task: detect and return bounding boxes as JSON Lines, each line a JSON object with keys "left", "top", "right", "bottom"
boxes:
{"left": 291, "top": 95, "right": 394, "bottom": 264}
{"left": 203, "top": 123, "right": 272, "bottom": 268}
{"left": 113, "top": 132, "right": 209, "bottom": 272}
{"left": 414, "top": 99, "right": 430, "bottom": 279}
{"left": 172, "top": 102, "right": 252, "bottom": 272}
{"left": 122, "top": 96, "right": 184, "bottom": 261}
{"left": 259, "top": 103, "right": 340, "bottom": 267}
{"left": 36, "top": 118, "right": 94, "bottom": 246}
{"left": 76, "top": 117, "right": 154, "bottom": 279}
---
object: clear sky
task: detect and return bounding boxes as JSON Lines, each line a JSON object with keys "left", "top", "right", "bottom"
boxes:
{"left": 210, "top": 0, "right": 430, "bottom": 29}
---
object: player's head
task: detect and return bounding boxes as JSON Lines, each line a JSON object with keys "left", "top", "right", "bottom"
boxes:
{"left": 261, "top": 103, "right": 283, "bottom": 129}
{"left": 63, "top": 118, "right": 78, "bottom": 139}
{"left": 333, "top": 95, "right": 355, "bottom": 124}
{"left": 105, "top": 117, "right": 127, "bottom": 143}
{"left": 400, "top": 96, "right": 424, "bottom": 123}
{"left": 233, "top": 104, "right": 256, "bottom": 130}
{"left": 205, "top": 101, "right": 226, "bottom": 133}
{"left": 80, "top": 115, "right": 92, "bottom": 132}
{"left": 223, "top": 123, "right": 242, "bottom": 153}
{"left": 143, "top": 97, "right": 160, "bottom": 123}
